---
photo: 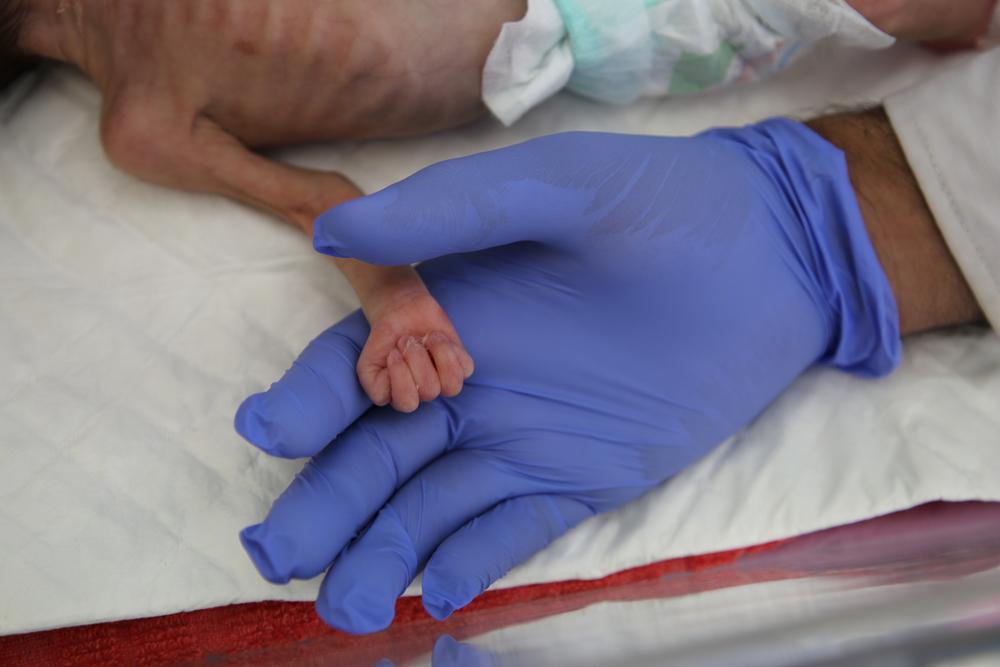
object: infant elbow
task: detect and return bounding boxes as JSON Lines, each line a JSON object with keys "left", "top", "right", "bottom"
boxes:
{"left": 99, "top": 102, "right": 165, "bottom": 178}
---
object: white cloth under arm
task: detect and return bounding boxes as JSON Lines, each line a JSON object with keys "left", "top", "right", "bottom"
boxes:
{"left": 885, "top": 48, "right": 1000, "bottom": 332}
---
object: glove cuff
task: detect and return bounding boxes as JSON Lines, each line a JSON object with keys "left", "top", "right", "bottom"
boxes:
{"left": 764, "top": 117, "right": 903, "bottom": 377}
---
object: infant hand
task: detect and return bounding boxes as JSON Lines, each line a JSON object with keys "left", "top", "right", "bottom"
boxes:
{"left": 358, "top": 288, "right": 474, "bottom": 412}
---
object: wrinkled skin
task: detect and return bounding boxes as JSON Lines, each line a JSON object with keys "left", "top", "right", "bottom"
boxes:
{"left": 21, "top": 0, "right": 524, "bottom": 220}
{"left": 19, "top": 0, "right": 521, "bottom": 409}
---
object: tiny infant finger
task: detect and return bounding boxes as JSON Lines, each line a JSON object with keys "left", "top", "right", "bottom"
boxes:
{"left": 426, "top": 332, "right": 465, "bottom": 397}
{"left": 388, "top": 349, "right": 420, "bottom": 413}
{"left": 399, "top": 336, "right": 441, "bottom": 402}
{"left": 363, "top": 368, "right": 392, "bottom": 407}
{"left": 356, "top": 351, "right": 392, "bottom": 406}
{"left": 457, "top": 347, "right": 475, "bottom": 379}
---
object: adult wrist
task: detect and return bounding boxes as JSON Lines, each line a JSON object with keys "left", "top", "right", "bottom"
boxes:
{"left": 806, "top": 108, "right": 985, "bottom": 336}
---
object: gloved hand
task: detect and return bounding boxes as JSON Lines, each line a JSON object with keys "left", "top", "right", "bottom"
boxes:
{"left": 235, "top": 119, "right": 901, "bottom": 634}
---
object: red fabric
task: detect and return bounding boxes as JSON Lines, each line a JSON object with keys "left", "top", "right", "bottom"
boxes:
{"left": 0, "top": 540, "right": 783, "bottom": 667}
{"left": 8, "top": 501, "right": 998, "bottom": 666}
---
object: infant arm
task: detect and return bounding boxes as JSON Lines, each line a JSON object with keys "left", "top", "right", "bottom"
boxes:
{"left": 99, "top": 105, "right": 473, "bottom": 411}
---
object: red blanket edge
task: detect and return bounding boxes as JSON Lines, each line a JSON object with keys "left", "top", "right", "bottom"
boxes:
{"left": 0, "top": 539, "right": 785, "bottom": 666}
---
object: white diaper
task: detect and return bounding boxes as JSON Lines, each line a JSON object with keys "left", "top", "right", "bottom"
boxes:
{"left": 483, "top": 0, "right": 894, "bottom": 125}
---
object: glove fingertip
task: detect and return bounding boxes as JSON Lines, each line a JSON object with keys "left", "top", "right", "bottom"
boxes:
{"left": 313, "top": 187, "right": 398, "bottom": 261}
{"left": 316, "top": 581, "right": 397, "bottom": 634}
{"left": 422, "top": 563, "right": 486, "bottom": 620}
{"left": 234, "top": 393, "right": 280, "bottom": 455}
{"left": 422, "top": 590, "right": 458, "bottom": 621}
{"left": 316, "top": 507, "right": 418, "bottom": 633}
{"left": 312, "top": 200, "right": 359, "bottom": 259}
{"left": 239, "top": 524, "right": 295, "bottom": 584}
{"left": 312, "top": 221, "right": 350, "bottom": 259}
{"left": 236, "top": 382, "right": 338, "bottom": 459}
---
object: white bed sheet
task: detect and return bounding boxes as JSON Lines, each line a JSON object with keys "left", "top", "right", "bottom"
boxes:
{"left": 1, "top": 41, "right": 999, "bottom": 635}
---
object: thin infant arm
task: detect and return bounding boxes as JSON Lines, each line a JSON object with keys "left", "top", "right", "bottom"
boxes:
{"left": 98, "top": 107, "right": 474, "bottom": 412}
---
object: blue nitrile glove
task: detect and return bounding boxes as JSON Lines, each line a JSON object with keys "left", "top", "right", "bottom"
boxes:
{"left": 235, "top": 119, "right": 900, "bottom": 634}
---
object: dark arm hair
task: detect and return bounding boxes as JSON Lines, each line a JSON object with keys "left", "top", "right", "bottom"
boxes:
{"left": 0, "top": 0, "right": 32, "bottom": 90}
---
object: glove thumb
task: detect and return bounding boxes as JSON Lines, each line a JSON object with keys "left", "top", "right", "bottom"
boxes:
{"left": 313, "top": 138, "right": 592, "bottom": 265}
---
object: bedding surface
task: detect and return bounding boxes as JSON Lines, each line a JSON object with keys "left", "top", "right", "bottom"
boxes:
{"left": 1, "top": 41, "right": 999, "bottom": 635}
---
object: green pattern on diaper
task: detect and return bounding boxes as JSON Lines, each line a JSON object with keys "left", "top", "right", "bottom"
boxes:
{"left": 668, "top": 42, "right": 737, "bottom": 95}
{"left": 553, "top": 0, "right": 651, "bottom": 103}
{"left": 551, "top": 1, "right": 748, "bottom": 103}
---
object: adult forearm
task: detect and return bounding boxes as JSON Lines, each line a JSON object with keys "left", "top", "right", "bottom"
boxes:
{"left": 806, "top": 108, "right": 985, "bottom": 335}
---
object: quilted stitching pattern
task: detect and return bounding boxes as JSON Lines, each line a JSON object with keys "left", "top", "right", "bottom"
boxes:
{"left": 2, "top": 46, "right": 999, "bottom": 635}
